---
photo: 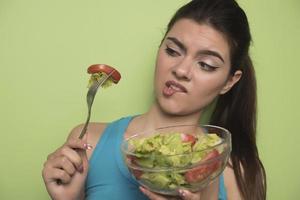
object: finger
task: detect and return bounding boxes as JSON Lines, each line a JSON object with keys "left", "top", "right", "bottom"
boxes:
{"left": 43, "top": 167, "right": 72, "bottom": 184}
{"left": 43, "top": 156, "right": 76, "bottom": 180}
{"left": 59, "top": 146, "right": 84, "bottom": 171}
{"left": 47, "top": 137, "right": 92, "bottom": 160}
{"left": 51, "top": 156, "right": 77, "bottom": 175}
{"left": 47, "top": 152, "right": 56, "bottom": 160}
{"left": 65, "top": 137, "right": 93, "bottom": 150}
{"left": 139, "top": 187, "right": 166, "bottom": 200}
{"left": 179, "top": 189, "right": 201, "bottom": 200}
{"left": 77, "top": 149, "right": 89, "bottom": 172}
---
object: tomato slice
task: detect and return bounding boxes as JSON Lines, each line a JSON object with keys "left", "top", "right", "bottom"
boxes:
{"left": 127, "top": 155, "right": 144, "bottom": 179}
{"left": 87, "top": 64, "right": 121, "bottom": 83}
{"left": 181, "top": 133, "right": 197, "bottom": 146}
{"left": 184, "top": 149, "right": 220, "bottom": 183}
{"left": 131, "top": 168, "right": 144, "bottom": 180}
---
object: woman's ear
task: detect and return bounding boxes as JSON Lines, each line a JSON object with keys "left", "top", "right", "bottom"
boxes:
{"left": 220, "top": 70, "right": 242, "bottom": 94}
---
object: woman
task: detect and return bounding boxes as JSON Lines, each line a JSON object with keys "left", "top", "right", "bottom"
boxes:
{"left": 42, "top": 0, "right": 266, "bottom": 199}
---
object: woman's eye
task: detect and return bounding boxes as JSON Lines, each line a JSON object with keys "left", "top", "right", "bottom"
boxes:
{"left": 199, "top": 62, "right": 217, "bottom": 72}
{"left": 165, "top": 46, "right": 180, "bottom": 57}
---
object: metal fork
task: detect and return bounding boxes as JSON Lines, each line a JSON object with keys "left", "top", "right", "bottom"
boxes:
{"left": 78, "top": 70, "right": 115, "bottom": 139}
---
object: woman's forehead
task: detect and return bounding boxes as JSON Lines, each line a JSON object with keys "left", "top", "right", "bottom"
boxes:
{"left": 166, "top": 19, "right": 231, "bottom": 60}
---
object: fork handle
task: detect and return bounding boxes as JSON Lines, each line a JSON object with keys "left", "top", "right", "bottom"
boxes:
{"left": 78, "top": 78, "right": 105, "bottom": 140}
{"left": 78, "top": 110, "right": 91, "bottom": 139}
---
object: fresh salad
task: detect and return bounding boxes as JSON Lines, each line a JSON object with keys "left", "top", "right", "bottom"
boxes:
{"left": 127, "top": 132, "right": 223, "bottom": 190}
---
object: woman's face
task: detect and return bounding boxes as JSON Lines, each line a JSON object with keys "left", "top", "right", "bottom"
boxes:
{"left": 154, "top": 19, "right": 240, "bottom": 116}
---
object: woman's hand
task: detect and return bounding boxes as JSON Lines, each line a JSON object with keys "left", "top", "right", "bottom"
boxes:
{"left": 42, "top": 136, "right": 92, "bottom": 200}
{"left": 140, "top": 187, "right": 202, "bottom": 200}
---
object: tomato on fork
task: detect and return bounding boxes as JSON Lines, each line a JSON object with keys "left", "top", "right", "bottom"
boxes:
{"left": 87, "top": 64, "right": 121, "bottom": 83}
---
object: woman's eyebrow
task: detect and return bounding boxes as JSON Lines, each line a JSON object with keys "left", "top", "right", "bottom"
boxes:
{"left": 197, "top": 49, "right": 225, "bottom": 63}
{"left": 166, "top": 37, "right": 187, "bottom": 53}
{"left": 166, "top": 37, "right": 225, "bottom": 63}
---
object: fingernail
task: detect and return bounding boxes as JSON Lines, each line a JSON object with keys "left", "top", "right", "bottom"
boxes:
{"left": 83, "top": 143, "right": 93, "bottom": 150}
{"left": 139, "top": 186, "right": 146, "bottom": 193}
{"left": 78, "top": 165, "right": 83, "bottom": 173}
{"left": 179, "top": 189, "right": 186, "bottom": 197}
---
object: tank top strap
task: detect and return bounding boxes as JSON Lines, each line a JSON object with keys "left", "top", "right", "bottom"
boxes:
{"left": 218, "top": 173, "right": 227, "bottom": 200}
{"left": 88, "top": 116, "right": 138, "bottom": 185}
{"left": 113, "top": 116, "right": 139, "bottom": 185}
{"left": 89, "top": 116, "right": 133, "bottom": 167}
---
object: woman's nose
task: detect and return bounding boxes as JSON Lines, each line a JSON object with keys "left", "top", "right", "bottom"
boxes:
{"left": 172, "top": 60, "right": 193, "bottom": 81}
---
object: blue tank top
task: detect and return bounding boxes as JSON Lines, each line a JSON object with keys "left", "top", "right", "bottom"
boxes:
{"left": 85, "top": 116, "right": 227, "bottom": 200}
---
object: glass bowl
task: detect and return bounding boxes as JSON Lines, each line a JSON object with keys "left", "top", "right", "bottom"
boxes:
{"left": 121, "top": 125, "right": 231, "bottom": 196}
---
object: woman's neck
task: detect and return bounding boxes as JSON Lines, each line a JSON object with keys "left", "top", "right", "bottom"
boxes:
{"left": 133, "top": 103, "right": 202, "bottom": 131}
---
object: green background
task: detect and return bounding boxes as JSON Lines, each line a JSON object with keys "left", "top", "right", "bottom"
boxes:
{"left": 0, "top": 0, "right": 299, "bottom": 199}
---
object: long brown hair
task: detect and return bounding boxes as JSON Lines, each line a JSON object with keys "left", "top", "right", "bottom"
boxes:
{"left": 164, "top": 0, "right": 266, "bottom": 199}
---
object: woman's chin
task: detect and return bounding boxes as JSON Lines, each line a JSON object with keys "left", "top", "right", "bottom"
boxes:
{"left": 158, "top": 102, "right": 189, "bottom": 116}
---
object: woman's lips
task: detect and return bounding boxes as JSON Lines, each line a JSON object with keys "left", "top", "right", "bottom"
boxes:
{"left": 163, "top": 80, "right": 187, "bottom": 97}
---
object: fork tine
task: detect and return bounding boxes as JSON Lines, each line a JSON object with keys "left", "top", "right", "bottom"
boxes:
{"left": 78, "top": 70, "right": 116, "bottom": 139}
